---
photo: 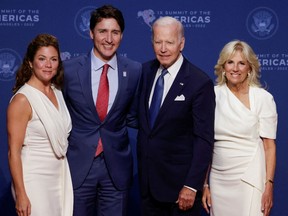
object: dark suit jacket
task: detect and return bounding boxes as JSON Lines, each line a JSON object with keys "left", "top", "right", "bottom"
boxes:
{"left": 63, "top": 53, "right": 141, "bottom": 190}
{"left": 137, "top": 57, "right": 215, "bottom": 202}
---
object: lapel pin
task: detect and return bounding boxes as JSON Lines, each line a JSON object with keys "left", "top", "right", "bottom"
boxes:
{"left": 180, "top": 82, "right": 184, "bottom": 86}
{"left": 123, "top": 71, "right": 127, "bottom": 77}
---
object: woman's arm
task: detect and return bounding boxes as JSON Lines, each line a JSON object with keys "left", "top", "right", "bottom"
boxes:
{"left": 7, "top": 94, "right": 32, "bottom": 216}
{"left": 261, "top": 138, "right": 276, "bottom": 216}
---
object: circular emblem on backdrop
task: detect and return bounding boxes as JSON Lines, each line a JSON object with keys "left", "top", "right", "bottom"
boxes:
{"left": 246, "top": 7, "right": 279, "bottom": 40}
{"left": 0, "top": 48, "right": 21, "bottom": 82}
{"left": 74, "top": 6, "right": 96, "bottom": 39}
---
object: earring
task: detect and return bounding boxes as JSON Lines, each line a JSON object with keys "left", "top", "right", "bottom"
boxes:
{"left": 222, "top": 71, "right": 226, "bottom": 76}
{"left": 248, "top": 72, "right": 251, "bottom": 78}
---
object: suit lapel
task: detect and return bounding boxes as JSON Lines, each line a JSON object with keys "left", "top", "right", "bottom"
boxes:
{"left": 154, "top": 58, "right": 190, "bottom": 127}
{"left": 105, "top": 55, "right": 128, "bottom": 119}
{"left": 145, "top": 63, "right": 159, "bottom": 128}
{"left": 77, "top": 54, "right": 101, "bottom": 121}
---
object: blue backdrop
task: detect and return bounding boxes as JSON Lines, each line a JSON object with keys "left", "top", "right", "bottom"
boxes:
{"left": 1, "top": 0, "right": 287, "bottom": 215}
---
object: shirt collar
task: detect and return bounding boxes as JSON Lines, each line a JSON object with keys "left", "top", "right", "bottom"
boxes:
{"left": 91, "top": 49, "right": 118, "bottom": 71}
{"left": 160, "top": 54, "right": 183, "bottom": 79}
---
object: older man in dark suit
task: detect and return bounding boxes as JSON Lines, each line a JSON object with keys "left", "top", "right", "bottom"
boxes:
{"left": 137, "top": 16, "right": 215, "bottom": 216}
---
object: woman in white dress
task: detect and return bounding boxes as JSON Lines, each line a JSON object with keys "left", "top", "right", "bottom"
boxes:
{"left": 202, "top": 40, "right": 277, "bottom": 216}
{"left": 7, "top": 34, "right": 73, "bottom": 216}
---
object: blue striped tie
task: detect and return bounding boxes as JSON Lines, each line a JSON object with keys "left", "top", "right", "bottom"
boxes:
{"left": 149, "top": 69, "right": 168, "bottom": 128}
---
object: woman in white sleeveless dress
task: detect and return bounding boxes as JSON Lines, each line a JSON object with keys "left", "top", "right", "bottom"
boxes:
{"left": 7, "top": 34, "right": 73, "bottom": 216}
{"left": 202, "top": 40, "right": 277, "bottom": 216}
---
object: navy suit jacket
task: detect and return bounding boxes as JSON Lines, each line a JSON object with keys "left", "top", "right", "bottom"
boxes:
{"left": 63, "top": 53, "right": 141, "bottom": 190}
{"left": 137, "top": 57, "right": 215, "bottom": 202}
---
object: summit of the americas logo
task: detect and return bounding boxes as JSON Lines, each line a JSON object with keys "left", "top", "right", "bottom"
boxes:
{"left": 74, "top": 6, "right": 95, "bottom": 39}
{"left": 0, "top": 48, "right": 21, "bottom": 82}
{"left": 246, "top": 7, "right": 279, "bottom": 40}
{"left": 0, "top": 9, "right": 40, "bottom": 27}
{"left": 138, "top": 9, "right": 211, "bottom": 30}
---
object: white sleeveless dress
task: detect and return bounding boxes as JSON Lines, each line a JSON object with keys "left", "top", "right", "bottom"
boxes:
{"left": 210, "top": 84, "right": 277, "bottom": 216}
{"left": 12, "top": 83, "right": 73, "bottom": 216}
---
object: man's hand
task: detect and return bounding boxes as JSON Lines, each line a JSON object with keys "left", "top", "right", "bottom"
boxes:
{"left": 176, "top": 187, "right": 196, "bottom": 211}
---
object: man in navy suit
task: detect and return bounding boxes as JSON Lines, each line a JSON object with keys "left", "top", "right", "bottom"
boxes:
{"left": 63, "top": 5, "right": 141, "bottom": 216}
{"left": 137, "top": 16, "right": 215, "bottom": 216}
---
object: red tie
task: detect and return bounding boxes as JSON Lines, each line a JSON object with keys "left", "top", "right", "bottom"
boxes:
{"left": 95, "top": 64, "right": 109, "bottom": 156}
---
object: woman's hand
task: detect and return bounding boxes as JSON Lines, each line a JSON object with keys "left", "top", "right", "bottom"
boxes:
{"left": 15, "top": 193, "right": 31, "bottom": 216}
{"left": 261, "top": 182, "right": 273, "bottom": 216}
{"left": 202, "top": 185, "right": 211, "bottom": 214}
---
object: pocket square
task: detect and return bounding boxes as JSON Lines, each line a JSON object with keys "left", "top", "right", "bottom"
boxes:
{"left": 174, "top": 94, "right": 185, "bottom": 101}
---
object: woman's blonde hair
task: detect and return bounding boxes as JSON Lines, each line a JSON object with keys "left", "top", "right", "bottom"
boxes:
{"left": 215, "top": 40, "right": 261, "bottom": 87}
